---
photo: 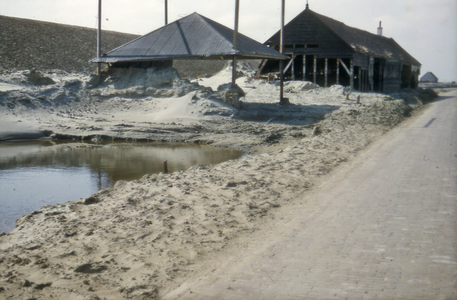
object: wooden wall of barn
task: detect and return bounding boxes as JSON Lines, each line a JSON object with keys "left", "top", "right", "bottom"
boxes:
{"left": 266, "top": 10, "right": 354, "bottom": 59}
{"left": 262, "top": 8, "right": 420, "bottom": 93}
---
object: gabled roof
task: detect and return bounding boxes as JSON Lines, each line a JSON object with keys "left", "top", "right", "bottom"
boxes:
{"left": 420, "top": 72, "right": 438, "bottom": 81}
{"left": 265, "top": 7, "right": 421, "bottom": 67}
{"left": 91, "top": 12, "right": 289, "bottom": 63}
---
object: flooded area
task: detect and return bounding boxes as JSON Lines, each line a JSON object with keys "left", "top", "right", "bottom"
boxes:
{"left": 0, "top": 140, "right": 244, "bottom": 233}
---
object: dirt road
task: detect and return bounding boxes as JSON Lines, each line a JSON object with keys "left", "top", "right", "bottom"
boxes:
{"left": 168, "top": 90, "right": 457, "bottom": 299}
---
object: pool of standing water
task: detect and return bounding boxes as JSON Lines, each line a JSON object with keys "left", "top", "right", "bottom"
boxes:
{"left": 0, "top": 140, "right": 244, "bottom": 233}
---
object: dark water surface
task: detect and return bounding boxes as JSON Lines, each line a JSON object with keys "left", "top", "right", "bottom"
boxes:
{"left": 0, "top": 140, "right": 244, "bottom": 233}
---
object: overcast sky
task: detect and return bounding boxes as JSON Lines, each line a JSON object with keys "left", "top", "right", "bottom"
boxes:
{"left": 1, "top": 0, "right": 456, "bottom": 81}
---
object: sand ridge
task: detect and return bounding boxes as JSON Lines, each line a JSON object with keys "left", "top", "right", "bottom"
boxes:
{"left": 0, "top": 64, "right": 439, "bottom": 299}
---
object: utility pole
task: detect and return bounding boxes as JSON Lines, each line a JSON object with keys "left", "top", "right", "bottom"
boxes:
{"left": 165, "top": 0, "right": 168, "bottom": 25}
{"left": 97, "top": 0, "right": 102, "bottom": 75}
{"left": 279, "top": 0, "right": 287, "bottom": 104}
{"left": 232, "top": 0, "right": 240, "bottom": 87}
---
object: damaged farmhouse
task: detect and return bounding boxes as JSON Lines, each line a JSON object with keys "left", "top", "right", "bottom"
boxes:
{"left": 260, "top": 4, "right": 421, "bottom": 93}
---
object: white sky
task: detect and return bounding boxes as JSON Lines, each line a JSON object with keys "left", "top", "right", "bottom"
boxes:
{"left": 1, "top": 0, "right": 456, "bottom": 81}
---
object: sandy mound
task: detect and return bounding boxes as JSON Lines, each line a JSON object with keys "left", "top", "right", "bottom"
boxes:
{"left": 0, "top": 15, "right": 138, "bottom": 73}
{"left": 0, "top": 63, "right": 440, "bottom": 299}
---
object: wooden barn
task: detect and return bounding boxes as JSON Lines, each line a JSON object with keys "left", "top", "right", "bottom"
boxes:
{"left": 260, "top": 4, "right": 421, "bottom": 93}
{"left": 420, "top": 72, "right": 438, "bottom": 83}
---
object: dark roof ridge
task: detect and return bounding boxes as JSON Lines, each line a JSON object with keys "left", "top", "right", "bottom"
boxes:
{"left": 311, "top": 8, "right": 420, "bottom": 66}
{"left": 195, "top": 13, "right": 240, "bottom": 55}
{"left": 91, "top": 12, "right": 288, "bottom": 63}
{"left": 101, "top": 12, "right": 199, "bottom": 57}
{"left": 99, "top": 13, "right": 222, "bottom": 58}
{"left": 264, "top": 6, "right": 420, "bottom": 67}
{"left": 312, "top": 9, "right": 377, "bottom": 38}
{"left": 305, "top": 8, "right": 355, "bottom": 52}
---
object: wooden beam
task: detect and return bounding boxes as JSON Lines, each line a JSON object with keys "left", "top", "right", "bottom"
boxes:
{"left": 325, "top": 58, "right": 328, "bottom": 87}
{"left": 336, "top": 59, "right": 340, "bottom": 85}
{"left": 97, "top": 0, "right": 102, "bottom": 75}
{"left": 232, "top": 0, "right": 240, "bottom": 87}
{"left": 303, "top": 55, "right": 306, "bottom": 81}
{"left": 279, "top": 0, "right": 286, "bottom": 104}
{"left": 350, "top": 59, "right": 354, "bottom": 89}
{"left": 284, "top": 55, "right": 296, "bottom": 74}
{"left": 338, "top": 58, "right": 351, "bottom": 76}
{"left": 165, "top": 0, "right": 168, "bottom": 25}
{"left": 358, "top": 68, "right": 361, "bottom": 91}
{"left": 291, "top": 57, "right": 295, "bottom": 80}
{"left": 313, "top": 56, "right": 317, "bottom": 84}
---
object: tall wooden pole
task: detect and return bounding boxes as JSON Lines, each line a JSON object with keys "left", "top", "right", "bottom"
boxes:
{"left": 165, "top": 0, "right": 168, "bottom": 25}
{"left": 313, "top": 56, "right": 317, "bottom": 83}
{"left": 97, "top": 0, "right": 102, "bottom": 75}
{"left": 336, "top": 58, "right": 340, "bottom": 85}
{"left": 232, "top": 0, "right": 240, "bottom": 87}
{"left": 279, "top": 0, "right": 285, "bottom": 103}
{"left": 325, "top": 58, "right": 328, "bottom": 87}
{"left": 350, "top": 58, "right": 354, "bottom": 89}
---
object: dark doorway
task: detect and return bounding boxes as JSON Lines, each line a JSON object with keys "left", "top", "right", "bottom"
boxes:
{"left": 373, "top": 59, "right": 383, "bottom": 92}
{"left": 401, "top": 65, "right": 412, "bottom": 88}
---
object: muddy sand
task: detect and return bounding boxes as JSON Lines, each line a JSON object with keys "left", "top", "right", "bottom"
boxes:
{"left": 0, "top": 64, "right": 438, "bottom": 299}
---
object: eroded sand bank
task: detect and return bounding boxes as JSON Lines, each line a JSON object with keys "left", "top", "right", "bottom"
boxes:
{"left": 0, "top": 65, "right": 438, "bottom": 299}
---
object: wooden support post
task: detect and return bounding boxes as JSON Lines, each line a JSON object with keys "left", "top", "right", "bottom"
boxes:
{"left": 362, "top": 70, "right": 365, "bottom": 91}
{"left": 232, "top": 0, "right": 240, "bottom": 87}
{"left": 165, "top": 0, "right": 168, "bottom": 25}
{"left": 339, "top": 59, "right": 351, "bottom": 76}
{"left": 303, "top": 55, "right": 306, "bottom": 81}
{"left": 336, "top": 59, "right": 340, "bottom": 85}
{"left": 232, "top": 57, "right": 237, "bottom": 87}
{"left": 97, "top": 0, "right": 102, "bottom": 75}
{"left": 164, "top": 160, "right": 168, "bottom": 174}
{"left": 279, "top": 0, "right": 286, "bottom": 104}
{"left": 364, "top": 70, "right": 367, "bottom": 91}
{"left": 358, "top": 68, "right": 361, "bottom": 91}
{"left": 283, "top": 55, "right": 296, "bottom": 74}
{"left": 280, "top": 60, "right": 285, "bottom": 103}
{"left": 313, "top": 56, "right": 317, "bottom": 84}
{"left": 325, "top": 58, "right": 328, "bottom": 87}
{"left": 350, "top": 59, "right": 354, "bottom": 89}
{"left": 291, "top": 58, "right": 295, "bottom": 80}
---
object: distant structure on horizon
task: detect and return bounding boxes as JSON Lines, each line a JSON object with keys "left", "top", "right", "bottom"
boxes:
{"left": 420, "top": 72, "right": 438, "bottom": 83}
{"left": 260, "top": 4, "right": 421, "bottom": 93}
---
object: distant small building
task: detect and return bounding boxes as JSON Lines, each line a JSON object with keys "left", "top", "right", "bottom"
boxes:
{"left": 420, "top": 72, "right": 438, "bottom": 83}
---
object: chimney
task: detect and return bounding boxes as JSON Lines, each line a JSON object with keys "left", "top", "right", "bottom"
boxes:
{"left": 377, "top": 21, "right": 383, "bottom": 36}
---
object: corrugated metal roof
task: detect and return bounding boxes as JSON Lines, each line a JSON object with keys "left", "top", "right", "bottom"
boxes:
{"left": 91, "top": 13, "right": 289, "bottom": 63}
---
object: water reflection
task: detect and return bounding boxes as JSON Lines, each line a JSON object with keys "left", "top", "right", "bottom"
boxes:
{"left": 0, "top": 140, "right": 243, "bottom": 233}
